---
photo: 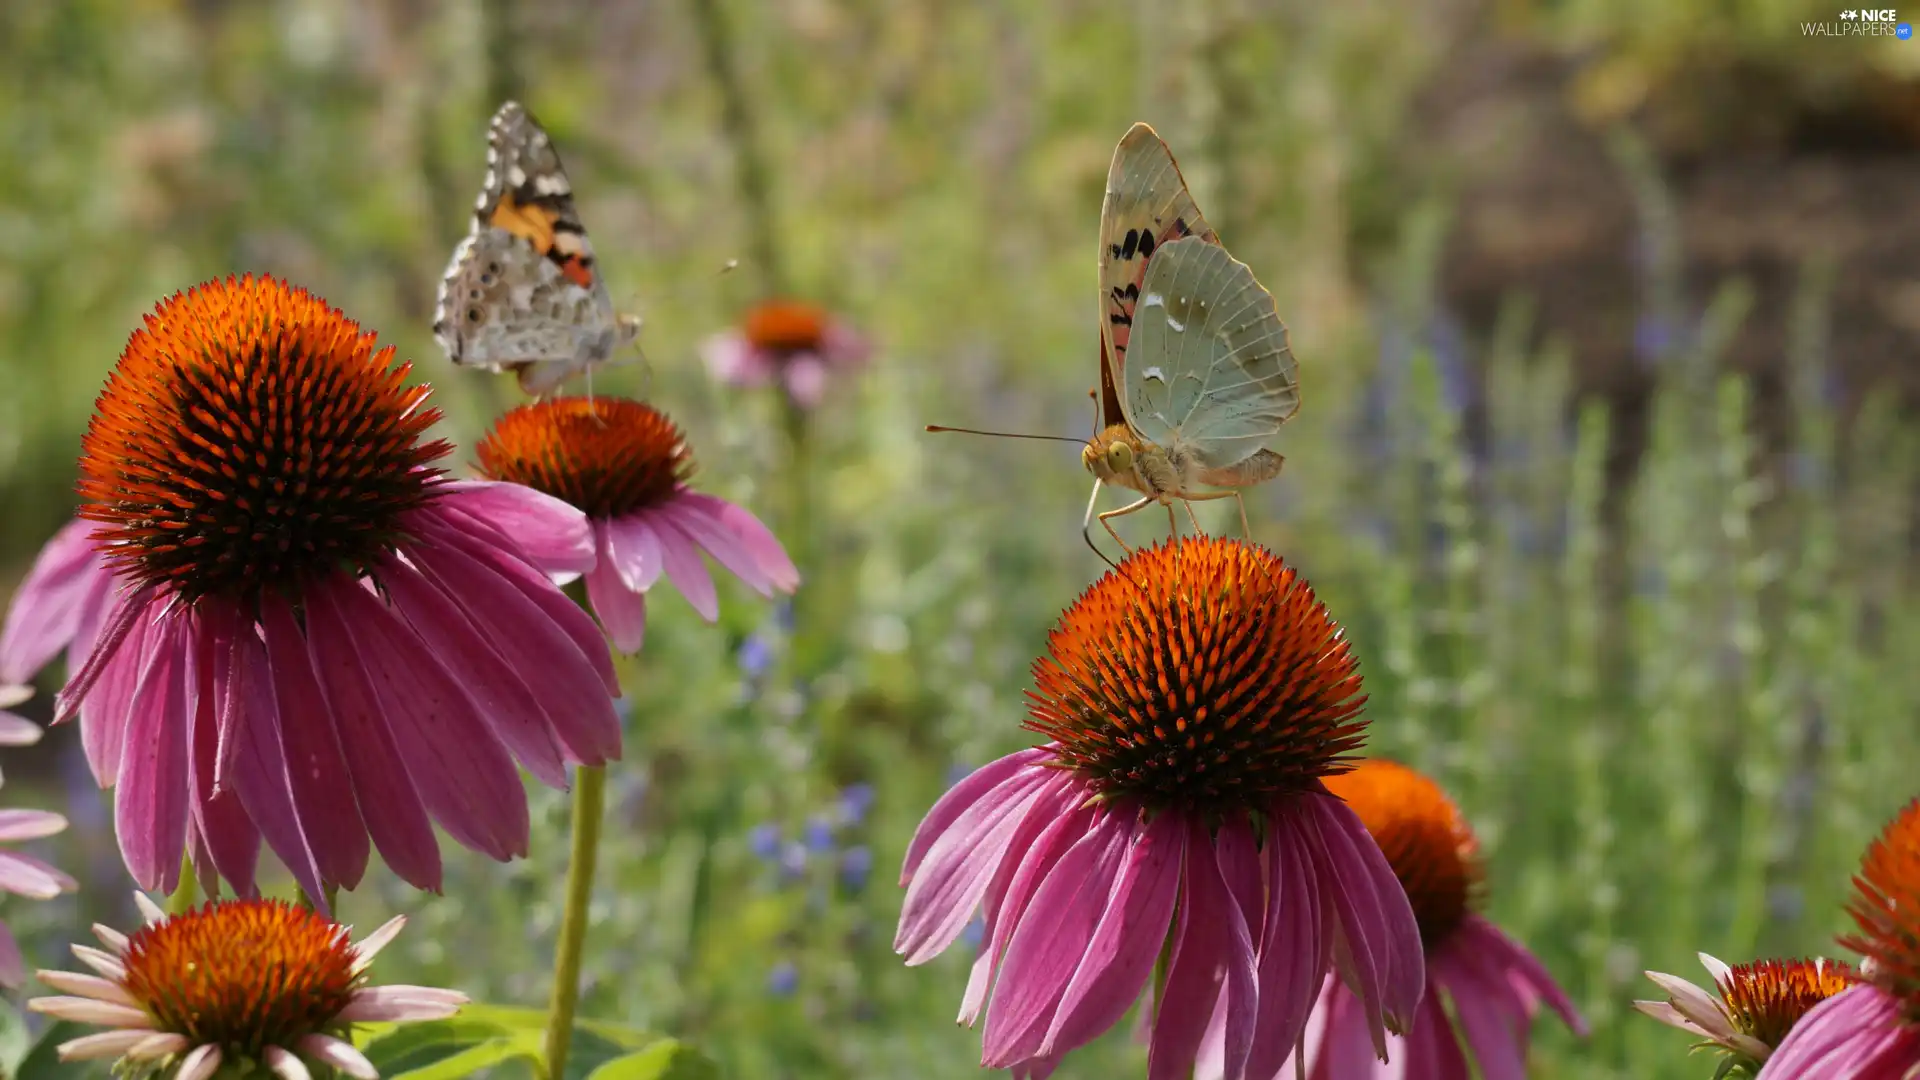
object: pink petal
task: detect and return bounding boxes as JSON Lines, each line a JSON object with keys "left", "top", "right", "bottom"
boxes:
{"left": 1411, "top": 988, "right": 1472, "bottom": 1080}
{"left": 1455, "top": 914, "right": 1586, "bottom": 1036}
{"left": 412, "top": 515, "right": 619, "bottom": 696}
{"left": 821, "top": 319, "right": 873, "bottom": 369}
{"left": 406, "top": 534, "right": 621, "bottom": 765}
{"left": 301, "top": 591, "right": 441, "bottom": 892}
{"left": 0, "top": 851, "right": 77, "bottom": 898}
{"left": 312, "top": 577, "right": 529, "bottom": 861}
{"left": 603, "top": 514, "right": 666, "bottom": 593}
{"left": 983, "top": 809, "right": 1133, "bottom": 1068}
{"left": 958, "top": 778, "right": 1084, "bottom": 1023}
{"left": 1435, "top": 946, "right": 1527, "bottom": 1080}
{"left": 701, "top": 332, "right": 775, "bottom": 385}
{"left": 783, "top": 356, "right": 828, "bottom": 409}
{"left": 184, "top": 627, "right": 258, "bottom": 897}
{"left": 1255, "top": 816, "right": 1334, "bottom": 1077}
{"left": 1758, "top": 985, "right": 1918, "bottom": 1078}
{"left": 896, "top": 768, "right": 1054, "bottom": 965}
{"left": 649, "top": 514, "right": 719, "bottom": 620}
{"left": 113, "top": 612, "right": 191, "bottom": 893}
{"left": 584, "top": 525, "right": 647, "bottom": 653}
{"left": 679, "top": 493, "right": 799, "bottom": 593}
{"left": 260, "top": 595, "right": 372, "bottom": 890}
{"left": 1152, "top": 819, "right": 1256, "bottom": 1080}
{"left": 64, "top": 569, "right": 118, "bottom": 685}
{"left": 432, "top": 482, "right": 594, "bottom": 575}
{"left": 1303, "top": 790, "right": 1425, "bottom": 1053}
{"left": 79, "top": 603, "right": 155, "bottom": 786}
{"left": 213, "top": 608, "right": 326, "bottom": 902}
{"left": 0, "top": 518, "right": 103, "bottom": 684}
{"left": 960, "top": 788, "right": 1097, "bottom": 1027}
{"left": 902, "top": 748, "right": 1051, "bottom": 884}
{"left": 54, "top": 584, "right": 154, "bottom": 725}
{"left": 654, "top": 503, "right": 773, "bottom": 597}
{"left": 0, "top": 809, "right": 67, "bottom": 842}
{"left": 380, "top": 557, "right": 567, "bottom": 788}
{"left": 0, "top": 708, "right": 40, "bottom": 747}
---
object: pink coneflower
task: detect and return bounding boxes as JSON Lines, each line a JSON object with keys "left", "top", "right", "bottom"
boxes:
{"left": 1287, "top": 759, "right": 1584, "bottom": 1077}
{"left": 29, "top": 895, "right": 464, "bottom": 1078}
{"left": 1760, "top": 797, "right": 1920, "bottom": 1078}
{"left": 473, "top": 396, "right": 797, "bottom": 652}
{"left": 701, "top": 299, "right": 870, "bottom": 409}
{"left": 0, "top": 517, "right": 112, "bottom": 687}
{"left": 40, "top": 274, "right": 623, "bottom": 902}
{"left": 895, "top": 536, "right": 1423, "bottom": 1079}
{"left": 1636, "top": 953, "right": 1853, "bottom": 1070}
{"left": 0, "top": 692, "right": 72, "bottom": 987}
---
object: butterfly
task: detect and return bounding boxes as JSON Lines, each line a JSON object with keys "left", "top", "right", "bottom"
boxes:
{"left": 434, "top": 101, "right": 641, "bottom": 397}
{"left": 1079, "top": 123, "right": 1301, "bottom": 550}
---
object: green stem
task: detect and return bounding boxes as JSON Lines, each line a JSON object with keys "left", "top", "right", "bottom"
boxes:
{"left": 543, "top": 764, "right": 608, "bottom": 1080}
{"left": 166, "top": 855, "right": 198, "bottom": 916}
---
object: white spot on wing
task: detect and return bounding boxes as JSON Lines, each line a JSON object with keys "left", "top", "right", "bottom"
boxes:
{"left": 1142, "top": 366, "right": 1166, "bottom": 382}
{"left": 1142, "top": 292, "right": 1165, "bottom": 310}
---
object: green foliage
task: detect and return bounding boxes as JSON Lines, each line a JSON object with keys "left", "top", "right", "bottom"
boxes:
{"left": 354, "top": 1005, "right": 713, "bottom": 1080}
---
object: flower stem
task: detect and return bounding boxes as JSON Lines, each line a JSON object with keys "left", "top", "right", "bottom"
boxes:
{"left": 166, "top": 855, "right": 197, "bottom": 916}
{"left": 543, "top": 764, "right": 607, "bottom": 1080}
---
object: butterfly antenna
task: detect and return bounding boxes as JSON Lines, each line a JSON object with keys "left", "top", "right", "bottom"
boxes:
{"left": 925, "top": 426, "right": 1088, "bottom": 444}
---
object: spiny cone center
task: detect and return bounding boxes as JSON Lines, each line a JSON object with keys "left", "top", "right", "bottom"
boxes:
{"left": 120, "top": 899, "right": 361, "bottom": 1055}
{"left": 1716, "top": 958, "right": 1856, "bottom": 1049}
{"left": 1026, "top": 536, "right": 1367, "bottom": 813}
{"left": 474, "top": 397, "right": 693, "bottom": 519}
{"left": 1842, "top": 797, "right": 1920, "bottom": 1018}
{"left": 743, "top": 300, "right": 828, "bottom": 355}
{"left": 1323, "top": 759, "right": 1481, "bottom": 945}
{"left": 77, "top": 275, "right": 446, "bottom": 605}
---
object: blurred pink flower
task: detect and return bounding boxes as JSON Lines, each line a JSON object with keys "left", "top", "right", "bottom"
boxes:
{"left": 1760, "top": 797, "right": 1920, "bottom": 1078}
{"left": 895, "top": 538, "right": 1422, "bottom": 1079}
{"left": 13, "top": 275, "right": 624, "bottom": 902}
{"left": 475, "top": 396, "right": 798, "bottom": 652}
{"left": 1289, "top": 759, "right": 1583, "bottom": 1077}
{"left": 30, "top": 895, "right": 463, "bottom": 1077}
{"left": 0, "top": 686, "right": 73, "bottom": 987}
{"left": 701, "top": 299, "right": 870, "bottom": 409}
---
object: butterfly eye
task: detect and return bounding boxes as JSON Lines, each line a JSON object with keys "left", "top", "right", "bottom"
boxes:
{"left": 1107, "top": 443, "right": 1134, "bottom": 472}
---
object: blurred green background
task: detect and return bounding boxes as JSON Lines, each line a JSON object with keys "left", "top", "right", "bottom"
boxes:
{"left": 2, "top": 0, "right": 1919, "bottom": 1077}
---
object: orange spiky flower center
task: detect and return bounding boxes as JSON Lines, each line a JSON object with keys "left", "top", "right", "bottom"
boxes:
{"left": 1323, "top": 759, "right": 1482, "bottom": 946}
{"left": 1715, "top": 958, "right": 1857, "bottom": 1049}
{"left": 474, "top": 397, "right": 693, "bottom": 519}
{"left": 76, "top": 275, "right": 447, "bottom": 605}
{"left": 1025, "top": 536, "right": 1367, "bottom": 814}
{"left": 119, "top": 899, "right": 362, "bottom": 1056}
{"left": 743, "top": 300, "right": 828, "bottom": 356}
{"left": 1841, "top": 796, "right": 1920, "bottom": 1019}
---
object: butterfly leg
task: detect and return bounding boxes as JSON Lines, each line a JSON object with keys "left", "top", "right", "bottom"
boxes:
{"left": 1095, "top": 496, "right": 1156, "bottom": 556}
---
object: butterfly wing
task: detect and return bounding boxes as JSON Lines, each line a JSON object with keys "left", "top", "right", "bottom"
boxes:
{"left": 1097, "top": 123, "right": 1221, "bottom": 432}
{"left": 473, "top": 101, "right": 618, "bottom": 314}
{"left": 1123, "top": 236, "right": 1299, "bottom": 470}
{"left": 434, "top": 230, "right": 628, "bottom": 396}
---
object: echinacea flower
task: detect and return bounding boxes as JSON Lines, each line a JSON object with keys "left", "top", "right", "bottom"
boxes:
{"left": 1760, "top": 797, "right": 1920, "bottom": 1078}
{"left": 474, "top": 396, "right": 797, "bottom": 651}
{"left": 30, "top": 895, "right": 464, "bottom": 1079}
{"left": 701, "top": 299, "right": 870, "bottom": 409}
{"left": 0, "top": 695, "right": 72, "bottom": 986}
{"left": 895, "top": 536, "right": 1423, "bottom": 1079}
{"left": 1289, "top": 759, "right": 1585, "bottom": 1077}
{"left": 1635, "top": 954, "right": 1852, "bottom": 1072}
{"left": 34, "top": 274, "right": 624, "bottom": 901}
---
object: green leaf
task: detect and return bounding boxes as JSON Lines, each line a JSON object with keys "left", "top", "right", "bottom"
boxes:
{"left": 15, "top": 1021, "right": 97, "bottom": 1080}
{"left": 583, "top": 1043, "right": 719, "bottom": 1080}
{"left": 354, "top": 1005, "right": 702, "bottom": 1080}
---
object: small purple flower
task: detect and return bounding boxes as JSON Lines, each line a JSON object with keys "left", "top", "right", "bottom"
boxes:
{"left": 837, "top": 783, "right": 876, "bottom": 827}
{"left": 748, "top": 823, "right": 781, "bottom": 861}
{"left": 737, "top": 634, "right": 774, "bottom": 678}
{"left": 839, "top": 846, "right": 872, "bottom": 893}
{"left": 804, "top": 815, "right": 835, "bottom": 854}
{"left": 779, "top": 840, "right": 808, "bottom": 882}
{"left": 767, "top": 960, "right": 799, "bottom": 997}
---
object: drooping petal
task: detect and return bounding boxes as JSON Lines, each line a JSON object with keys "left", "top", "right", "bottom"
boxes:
{"left": 1432, "top": 943, "right": 1528, "bottom": 1080}
{"left": 183, "top": 630, "right": 258, "bottom": 897}
{"left": 264, "top": 1045, "right": 312, "bottom": 1080}
{"left": 113, "top": 613, "right": 191, "bottom": 893}
{"left": 0, "top": 810, "right": 68, "bottom": 843}
{"left": 584, "top": 528, "right": 648, "bottom": 653}
{"left": 679, "top": 493, "right": 800, "bottom": 593}
{"left": 310, "top": 577, "right": 528, "bottom": 862}
{"left": 648, "top": 513, "right": 719, "bottom": 621}
{"left": 380, "top": 556, "right": 567, "bottom": 788}
{"left": 983, "top": 809, "right": 1135, "bottom": 1068}
{"left": 1245, "top": 810, "right": 1330, "bottom": 1079}
{"left": 1302, "top": 790, "right": 1425, "bottom": 1053}
{"left": 896, "top": 768, "right": 1056, "bottom": 965}
{"left": 0, "top": 518, "right": 104, "bottom": 684}
{"left": 432, "top": 481, "right": 595, "bottom": 575}
{"left": 176, "top": 1043, "right": 222, "bottom": 1080}
{"left": 79, "top": 601, "right": 157, "bottom": 785}
{"left": 260, "top": 596, "right": 371, "bottom": 891}
{"left": 216, "top": 612, "right": 326, "bottom": 902}
{"left": 958, "top": 776, "right": 1084, "bottom": 1023}
{"left": 602, "top": 514, "right": 667, "bottom": 594}
{"left": 406, "top": 531, "right": 620, "bottom": 763}
{"left": 1757, "top": 985, "right": 1919, "bottom": 1078}
{"left": 301, "top": 589, "right": 442, "bottom": 891}
{"left": 1149, "top": 820, "right": 1253, "bottom": 1080}
{"left": 1459, "top": 915, "right": 1585, "bottom": 1035}
{"left": 902, "top": 748, "right": 1052, "bottom": 884}
{"left": 53, "top": 585, "right": 154, "bottom": 724}
{"left": 653, "top": 502, "right": 772, "bottom": 597}
{"left": 0, "top": 851, "right": 76, "bottom": 899}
